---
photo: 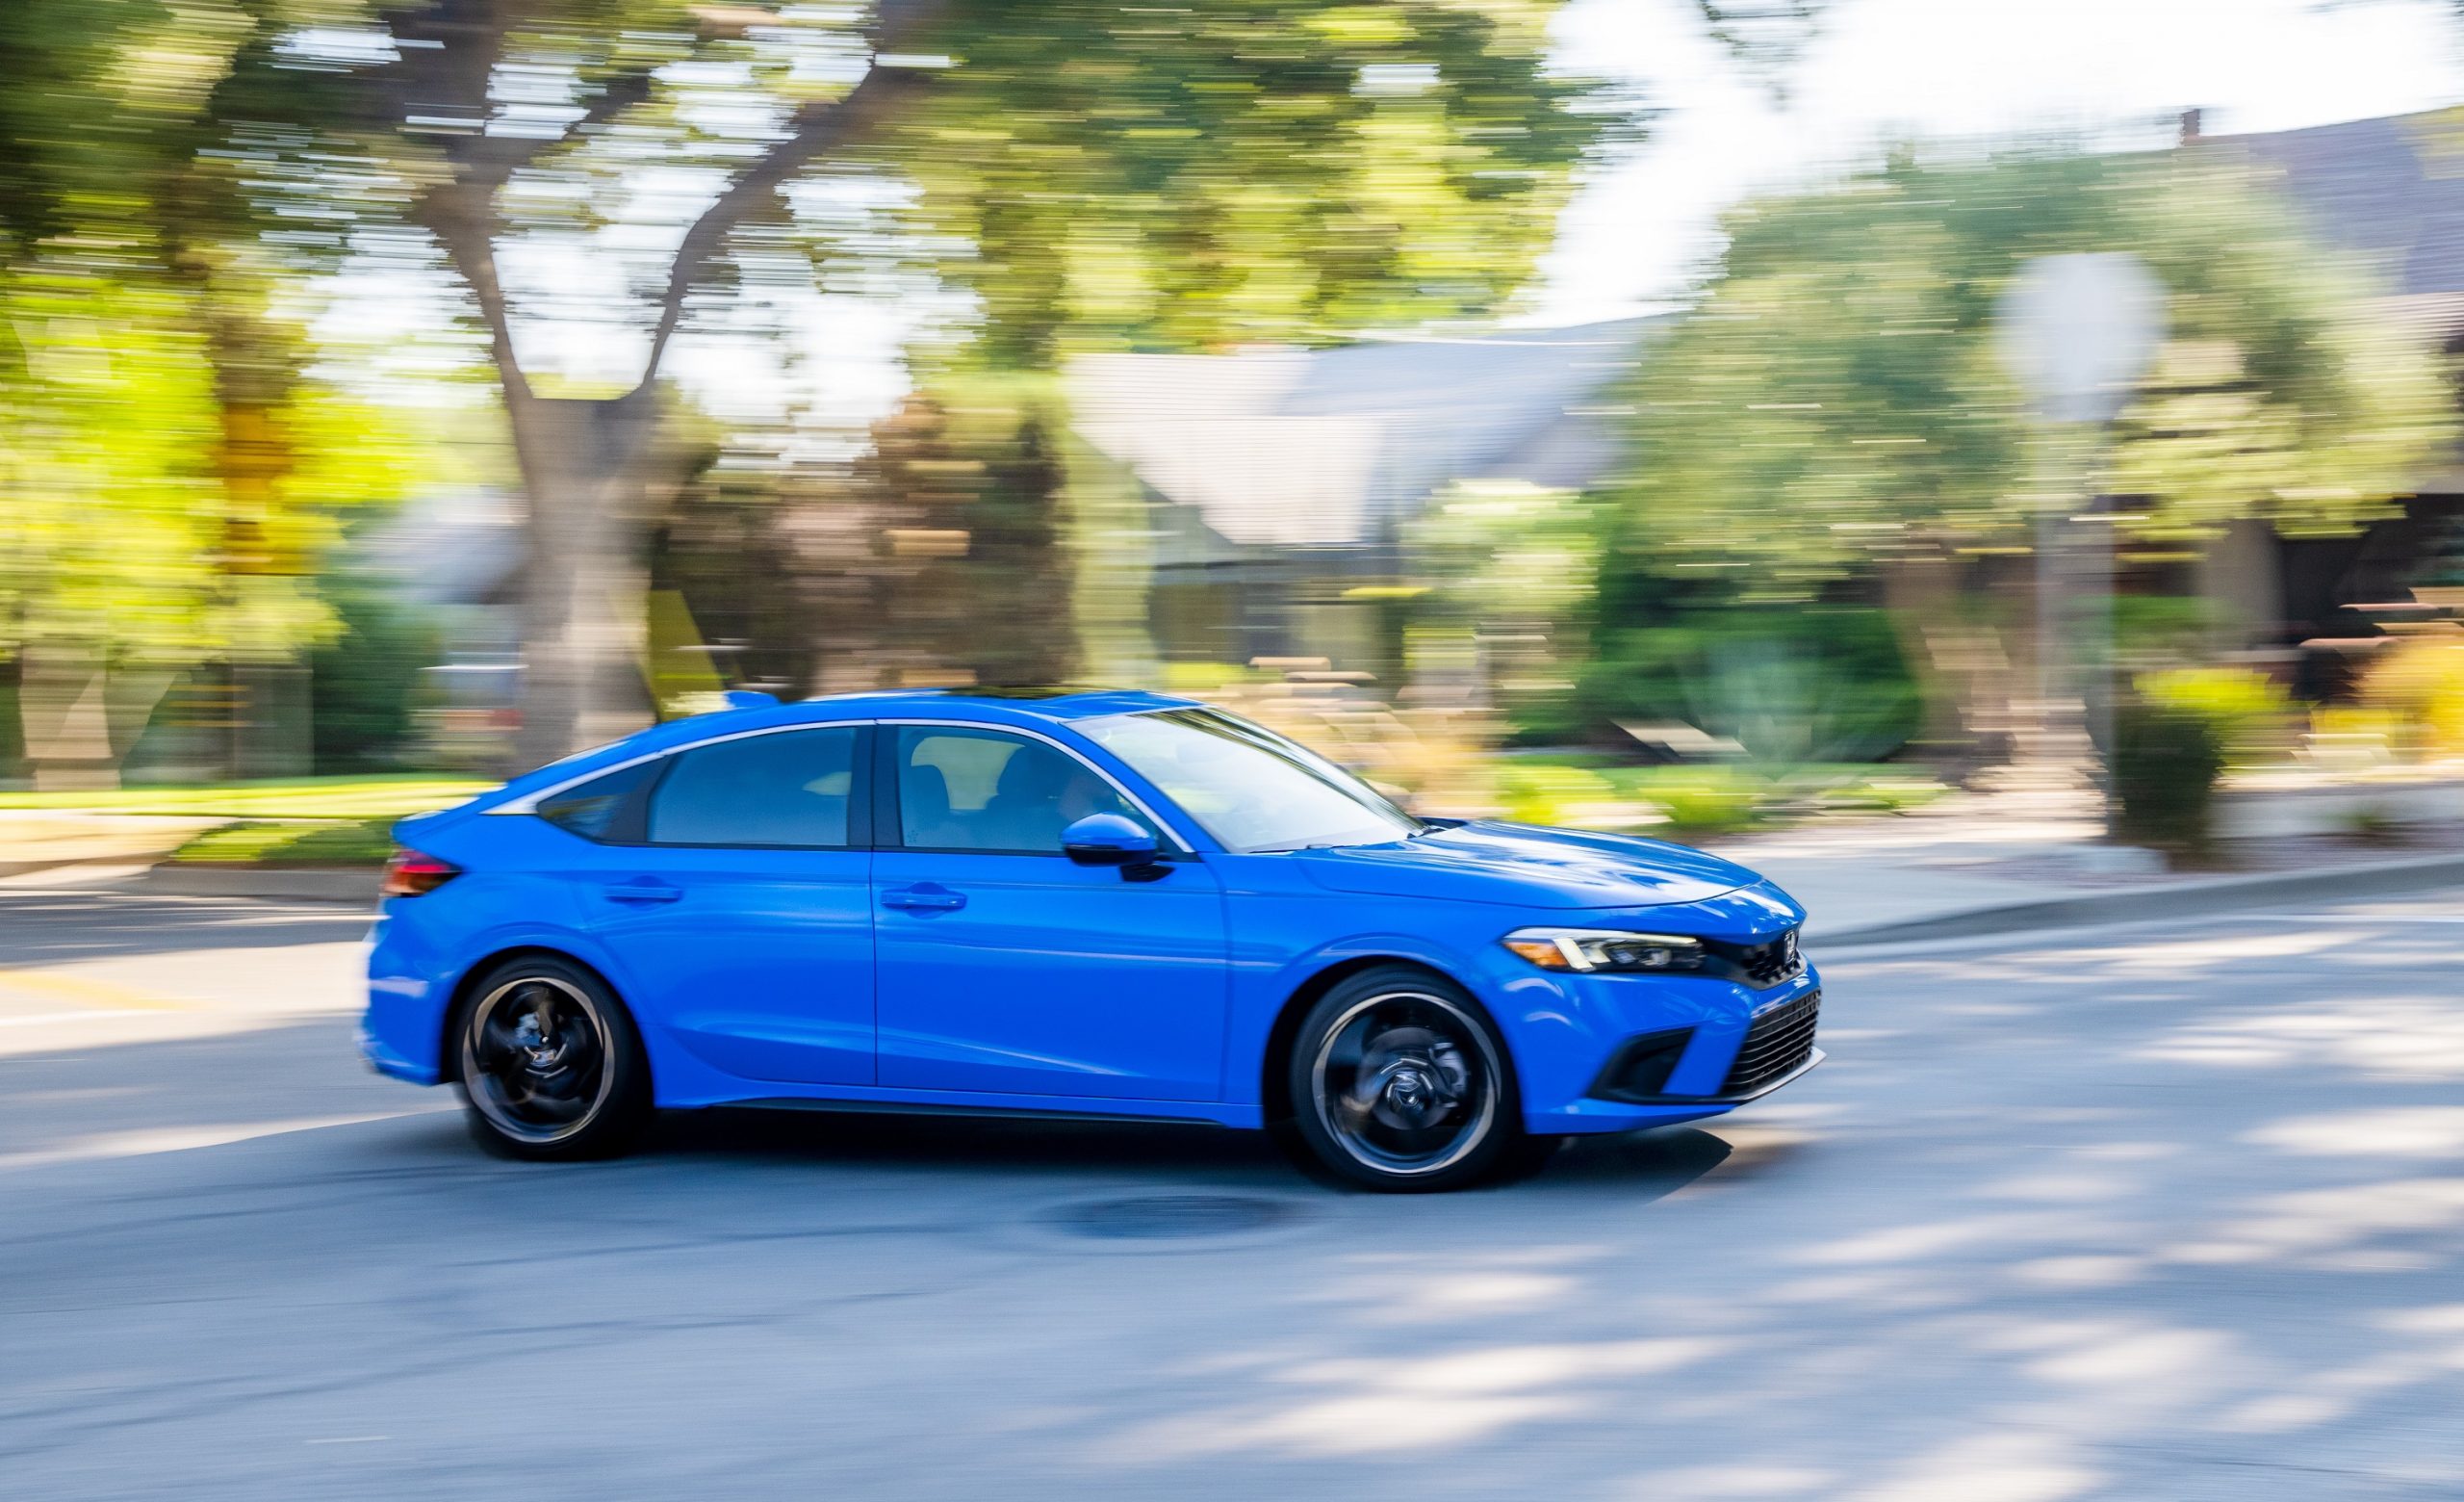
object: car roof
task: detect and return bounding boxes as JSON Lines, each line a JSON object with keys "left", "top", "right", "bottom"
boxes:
{"left": 780, "top": 686, "right": 1198, "bottom": 724}
{"left": 448, "top": 688, "right": 1208, "bottom": 822}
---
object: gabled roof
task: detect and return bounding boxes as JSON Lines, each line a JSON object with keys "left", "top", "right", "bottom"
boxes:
{"left": 1066, "top": 318, "right": 1665, "bottom": 551}
{"left": 2207, "top": 108, "right": 2464, "bottom": 324}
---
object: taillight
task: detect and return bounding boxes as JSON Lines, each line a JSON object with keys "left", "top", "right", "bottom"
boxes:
{"left": 380, "top": 847, "right": 460, "bottom": 898}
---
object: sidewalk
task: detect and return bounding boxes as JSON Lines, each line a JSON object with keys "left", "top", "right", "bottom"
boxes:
{"left": 1706, "top": 785, "right": 2464, "bottom": 945}
{"left": 0, "top": 811, "right": 226, "bottom": 879}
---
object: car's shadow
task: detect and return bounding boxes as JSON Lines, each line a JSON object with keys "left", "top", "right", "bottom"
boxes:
{"left": 642, "top": 1106, "right": 1741, "bottom": 1200}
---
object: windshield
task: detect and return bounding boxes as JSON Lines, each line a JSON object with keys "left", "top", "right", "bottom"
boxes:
{"left": 1078, "top": 709, "right": 1423, "bottom": 853}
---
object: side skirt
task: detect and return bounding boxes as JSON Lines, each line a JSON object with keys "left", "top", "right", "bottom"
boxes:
{"left": 668, "top": 1085, "right": 1265, "bottom": 1131}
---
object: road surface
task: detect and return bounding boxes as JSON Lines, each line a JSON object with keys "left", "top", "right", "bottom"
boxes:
{"left": 3, "top": 888, "right": 2461, "bottom": 1499}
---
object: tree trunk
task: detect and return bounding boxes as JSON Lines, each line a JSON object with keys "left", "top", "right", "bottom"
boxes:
{"left": 20, "top": 649, "right": 116, "bottom": 791}
{"left": 502, "top": 389, "right": 660, "bottom": 768}
{"left": 391, "top": 6, "right": 942, "bottom": 767}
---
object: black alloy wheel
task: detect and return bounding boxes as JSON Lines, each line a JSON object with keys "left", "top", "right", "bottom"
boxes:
{"left": 1284, "top": 965, "right": 1529, "bottom": 1192}
{"left": 455, "top": 956, "right": 651, "bottom": 1160}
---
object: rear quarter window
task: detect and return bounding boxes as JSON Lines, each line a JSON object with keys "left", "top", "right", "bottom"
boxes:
{"left": 536, "top": 759, "right": 661, "bottom": 842}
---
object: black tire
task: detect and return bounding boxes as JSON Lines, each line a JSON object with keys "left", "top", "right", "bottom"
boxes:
{"left": 453, "top": 955, "right": 652, "bottom": 1161}
{"left": 1282, "top": 965, "right": 1527, "bottom": 1193}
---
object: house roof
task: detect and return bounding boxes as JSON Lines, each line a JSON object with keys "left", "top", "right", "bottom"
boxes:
{"left": 1065, "top": 318, "right": 1665, "bottom": 552}
{"left": 2207, "top": 108, "right": 2464, "bottom": 324}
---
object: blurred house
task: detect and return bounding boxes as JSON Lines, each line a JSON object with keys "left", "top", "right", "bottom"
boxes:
{"left": 2194, "top": 108, "right": 2464, "bottom": 669}
{"left": 1066, "top": 318, "right": 1665, "bottom": 680}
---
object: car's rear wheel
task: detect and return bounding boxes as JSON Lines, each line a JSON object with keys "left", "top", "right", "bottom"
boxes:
{"left": 1284, "top": 965, "right": 1526, "bottom": 1192}
{"left": 455, "top": 956, "right": 651, "bottom": 1161}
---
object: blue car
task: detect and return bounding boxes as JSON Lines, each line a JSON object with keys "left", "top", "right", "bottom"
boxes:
{"left": 362, "top": 689, "right": 1821, "bottom": 1191}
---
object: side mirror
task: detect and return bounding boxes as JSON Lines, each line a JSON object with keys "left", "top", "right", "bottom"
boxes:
{"left": 1063, "top": 813, "right": 1159, "bottom": 869}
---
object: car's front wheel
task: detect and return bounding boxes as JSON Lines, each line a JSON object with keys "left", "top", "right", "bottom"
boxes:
{"left": 455, "top": 956, "right": 651, "bottom": 1160}
{"left": 1284, "top": 965, "right": 1527, "bottom": 1192}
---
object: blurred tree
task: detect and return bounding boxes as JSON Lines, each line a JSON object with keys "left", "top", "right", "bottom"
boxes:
{"left": 1688, "top": 3, "right": 1828, "bottom": 102}
{"left": 332, "top": 0, "right": 1609, "bottom": 762}
{"left": 1598, "top": 147, "right": 2458, "bottom": 763}
{"left": 1409, "top": 480, "right": 1601, "bottom": 740}
{"left": 789, "top": 374, "right": 1083, "bottom": 690}
{"left": 0, "top": 0, "right": 417, "bottom": 783}
{"left": 309, "top": 577, "right": 443, "bottom": 771}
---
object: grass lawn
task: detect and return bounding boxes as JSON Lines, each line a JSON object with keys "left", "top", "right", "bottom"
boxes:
{"left": 167, "top": 817, "right": 401, "bottom": 868}
{"left": 0, "top": 774, "right": 492, "bottom": 819}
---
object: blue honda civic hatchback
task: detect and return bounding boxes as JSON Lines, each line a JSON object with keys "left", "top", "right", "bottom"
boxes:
{"left": 361, "top": 689, "right": 1821, "bottom": 1191}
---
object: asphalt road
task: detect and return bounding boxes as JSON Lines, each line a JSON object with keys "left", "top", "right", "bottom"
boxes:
{"left": 3, "top": 889, "right": 2462, "bottom": 1500}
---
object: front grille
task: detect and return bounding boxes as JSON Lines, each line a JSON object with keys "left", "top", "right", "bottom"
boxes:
{"left": 1722, "top": 989, "right": 1820, "bottom": 1096}
{"left": 1704, "top": 927, "right": 1805, "bottom": 989}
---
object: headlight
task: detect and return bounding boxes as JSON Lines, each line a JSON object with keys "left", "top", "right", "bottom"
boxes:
{"left": 1502, "top": 927, "right": 1706, "bottom": 974}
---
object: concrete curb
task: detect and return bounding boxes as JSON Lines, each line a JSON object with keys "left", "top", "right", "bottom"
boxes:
{"left": 137, "top": 865, "right": 383, "bottom": 903}
{"left": 1818, "top": 852, "right": 2464, "bottom": 949}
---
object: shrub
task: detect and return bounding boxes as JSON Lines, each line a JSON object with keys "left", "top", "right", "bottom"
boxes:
{"left": 2110, "top": 699, "right": 2225, "bottom": 855}
{"left": 1641, "top": 765, "right": 1768, "bottom": 838}
{"left": 310, "top": 582, "right": 441, "bottom": 773}
{"left": 2355, "top": 637, "right": 2464, "bottom": 759}
{"left": 2134, "top": 667, "right": 2293, "bottom": 769}
{"left": 1494, "top": 762, "right": 1616, "bottom": 826}
{"left": 1581, "top": 608, "right": 1921, "bottom": 764}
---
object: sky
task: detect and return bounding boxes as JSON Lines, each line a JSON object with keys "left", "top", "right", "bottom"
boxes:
{"left": 1531, "top": 0, "right": 2464, "bottom": 324}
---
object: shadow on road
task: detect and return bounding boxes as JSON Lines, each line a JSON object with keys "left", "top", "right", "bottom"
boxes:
{"left": 646, "top": 1104, "right": 1739, "bottom": 1200}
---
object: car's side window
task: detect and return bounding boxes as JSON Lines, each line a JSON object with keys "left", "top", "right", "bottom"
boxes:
{"left": 647, "top": 728, "right": 860, "bottom": 848}
{"left": 894, "top": 727, "right": 1147, "bottom": 855}
{"left": 537, "top": 759, "right": 661, "bottom": 842}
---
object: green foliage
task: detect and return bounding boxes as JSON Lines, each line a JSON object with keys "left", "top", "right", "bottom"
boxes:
{"left": 0, "top": 775, "right": 487, "bottom": 816}
{"left": 1158, "top": 661, "right": 1270, "bottom": 694}
{"left": 170, "top": 816, "right": 396, "bottom": 868}
{"left": 2111, "top": 698, "right": 2225, "bottom": 855}
{"left": 1410, "top": 481, "right": 1600, "bottom": 739}
{"left": 1582, "top": 607, "right": 1921, "bottom": 764}
{"left": 1604, "top": 148, "right": 2458, "bottom": 592}
{"left": 1494, "top": 760, "right": 1615, "bottom": 825}
{"left": 903, "top": 1, "right": 1607, "bottom": 364}
{"left": 0, "top": 0, "right": 421, "bottom": 691}
{"left": 2134, "top": 666, "right": 2294, "bottom": 770}
{"left": 1628, "top": 764, "right": 1766, "bottom": 838}
{"left": 2110, "top": 595, "right": 2231, "bottom": 666}
{"left": 310, "top": 582, "right": 442, "bottom": 773}
{"left": 1501, "top": 758, "right": 1947, "bottom": 835}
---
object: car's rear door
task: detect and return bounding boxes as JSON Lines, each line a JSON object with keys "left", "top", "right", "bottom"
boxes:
{"left": 571, "top": 723, "right": 876, "bottom": 1086}
{"left": 870, "top": 722, "right": 1229, "bottom": 1101}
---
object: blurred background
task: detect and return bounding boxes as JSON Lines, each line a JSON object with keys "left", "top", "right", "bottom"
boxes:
{"left": 4, "top": 0, "right": 2464, "bottom": 876}
{"left": 13, "top": 8, "right": 2464, "bottom": 1497}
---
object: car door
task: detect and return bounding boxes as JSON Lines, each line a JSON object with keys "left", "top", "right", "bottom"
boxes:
{"left": 871, "top": 723, "right": 1229, "bottom": 1101}
{"left": 567, "top": 723, "right": 876, "bottom": 1086}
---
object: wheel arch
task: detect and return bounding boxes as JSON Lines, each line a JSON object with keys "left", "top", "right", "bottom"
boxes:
{"left": 436, "top": 945, "right": 630, "bottom": 1086}
{"left": 1260, "top": 953, "right": 1499, "bottom": 1126}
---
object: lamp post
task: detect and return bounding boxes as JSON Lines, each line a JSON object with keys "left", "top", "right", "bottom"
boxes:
{"left": 1994, "top": 252, "right": 2165, "bottom": 831}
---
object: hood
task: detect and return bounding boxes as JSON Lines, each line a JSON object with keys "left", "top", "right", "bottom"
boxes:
{"left": 1294, "top": 820, "right": 1762, "bottom": 911}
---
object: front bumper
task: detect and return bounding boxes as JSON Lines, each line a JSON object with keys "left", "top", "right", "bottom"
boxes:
{"left": 1506, "top": 963, "right": 1824, "bottom": 1134}
{"left": 1593, "top": 1042, "right": 1825, "bottom": 1106}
